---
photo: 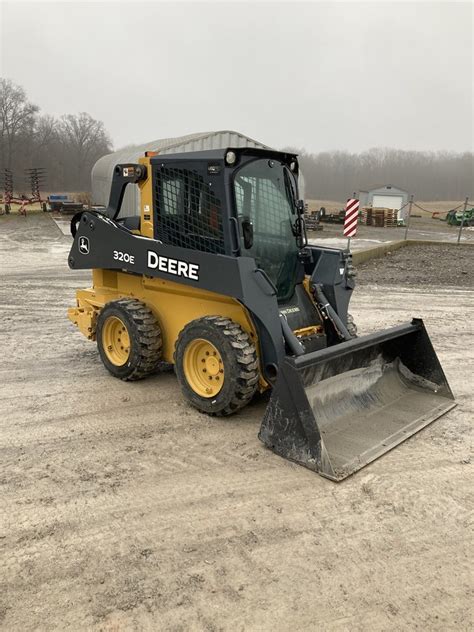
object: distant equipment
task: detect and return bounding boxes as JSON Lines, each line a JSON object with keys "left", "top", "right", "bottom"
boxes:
{"left": 1, "top": 167, "right": 48, "bottom": 212}
{"left": 446, "top": 207, "right": 474, "bottom": 226}
{"left": 48, "top": 195, "right": 70, "bottom": 211}
{"left": 304, "top": 204, "right": 323, "bottom": 231}
{"left": 48, "top": 195, "right": 84, "bottom": 214}
{"left": 25, "top": 168, "right": 47, "bottom": 208}
{"left": 320, "top": 209, "right": 345, "bottom": 224}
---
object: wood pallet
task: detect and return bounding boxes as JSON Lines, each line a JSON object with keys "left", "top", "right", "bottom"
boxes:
{"left": 363, "top": 207, "right": 399, "bottom": 228}
{"left": 360, "top": 207, "right": 372, "bottom": 225}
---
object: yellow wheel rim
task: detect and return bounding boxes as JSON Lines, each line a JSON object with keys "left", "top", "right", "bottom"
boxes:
{"left": 183, "top": 338, "right": 224, "bottom": 398}
{"left": 102, "top": 316, "right": 130, "bottom": 366}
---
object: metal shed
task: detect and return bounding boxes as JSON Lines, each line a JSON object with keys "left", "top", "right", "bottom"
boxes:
{"left": 92, "top": 130, "right": 276, "bottom": 217}
{"left": 359, "top": 185, "right": 409, "bottom": 215}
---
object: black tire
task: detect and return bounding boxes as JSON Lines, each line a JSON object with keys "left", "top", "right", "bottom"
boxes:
{"left": 347, "top": 312, "right": 358, "bottom": 338}
{"left": 96, "top": 299, "right": 162, "bottom": 381}
{"left": 174, "top": 316, "right": 259, "bottom": 416}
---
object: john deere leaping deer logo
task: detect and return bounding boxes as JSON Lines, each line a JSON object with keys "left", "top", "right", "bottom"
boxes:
{"left": 78, "top": 236, "right": 90, "bottom": 255}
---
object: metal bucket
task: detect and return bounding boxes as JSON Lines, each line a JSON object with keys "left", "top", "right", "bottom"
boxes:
{"left": 259, "top": 319, "right": 455, "bottom": 481}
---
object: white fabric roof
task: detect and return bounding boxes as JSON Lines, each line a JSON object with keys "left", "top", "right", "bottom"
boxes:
{"left": 91, "top": 130, "right": 270, "bottom": 214}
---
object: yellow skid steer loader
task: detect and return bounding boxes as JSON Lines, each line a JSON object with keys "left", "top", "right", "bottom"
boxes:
{"left": 67, "top": 148, "right": 455, "bottom": 480}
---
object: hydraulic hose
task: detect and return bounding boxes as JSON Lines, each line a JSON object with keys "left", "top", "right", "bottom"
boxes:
{"left": 312, "top": 285, "right": 353, "bottom": 341}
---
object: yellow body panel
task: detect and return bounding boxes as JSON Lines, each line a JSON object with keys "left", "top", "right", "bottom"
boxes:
{"left": 67, "top": 269, "right": 265, "bottom": 385}
{"left": 138, "top": 156, "right": 154, "bottom": 238}
{"left": 67, "top": 302, "right": 98, "bottom": 340}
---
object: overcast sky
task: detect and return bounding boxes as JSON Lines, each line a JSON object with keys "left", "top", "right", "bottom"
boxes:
{"left": 1, "top": 1, "right": 472, "bottom": 153}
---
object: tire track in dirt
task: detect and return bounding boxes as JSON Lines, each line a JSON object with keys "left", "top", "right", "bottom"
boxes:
{"left": 1, "top": 215, "right": 472, "bottom": 631}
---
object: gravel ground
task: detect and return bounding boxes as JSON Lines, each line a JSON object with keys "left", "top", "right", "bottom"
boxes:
{"left": 1, "top": 214, "right": 472, "bottom": 631}
{"left": 357, "top": 243, "right": 473, "bottom": 287}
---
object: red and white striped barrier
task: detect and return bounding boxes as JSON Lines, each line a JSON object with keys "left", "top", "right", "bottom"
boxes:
{"left": 343, "top": 198, "right": 360, "bottom": 237}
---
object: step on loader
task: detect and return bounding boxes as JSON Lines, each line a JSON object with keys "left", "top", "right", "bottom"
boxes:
{"left": 67, "top": 147, "right": 455, "bottom": 480}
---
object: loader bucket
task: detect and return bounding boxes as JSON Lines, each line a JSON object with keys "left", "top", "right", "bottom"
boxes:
{"left": 259, "top": 319, "right": 455, "bottom": 481}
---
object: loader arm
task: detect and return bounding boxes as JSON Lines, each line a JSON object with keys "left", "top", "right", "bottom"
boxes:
{"left": 105, "top": 163, "right": 148, "bottom": 220}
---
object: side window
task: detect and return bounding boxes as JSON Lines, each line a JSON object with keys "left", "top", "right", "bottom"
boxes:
{"left": 154, "top": 166, "right": 225, "bottom": 254}
{"left": 234, "top": 178, "right": 247, "bottom": 216}
{"left": 235, "top": 173, "right": 289, "bottom": 235}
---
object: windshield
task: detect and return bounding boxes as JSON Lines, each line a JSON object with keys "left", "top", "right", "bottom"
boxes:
{"left": 234, "top": 158, "right": 300, "bottom": 302}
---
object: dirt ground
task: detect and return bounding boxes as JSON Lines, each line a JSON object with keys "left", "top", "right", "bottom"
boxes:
{"left": 1, "top": 215, "right": 473, "bottom": 631}
{"left": 357, "top": 243, "right": 473, "bottom": 288}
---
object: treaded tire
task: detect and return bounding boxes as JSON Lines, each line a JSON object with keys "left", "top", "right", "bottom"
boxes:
{"left": 347, "top": 312, "right": 358, "bottom": 338}
{"left": 96, "top": 299, "right": 162, "bottom": 381}
{"left": 174, "top": 316, "right": 259, "bottom": 416}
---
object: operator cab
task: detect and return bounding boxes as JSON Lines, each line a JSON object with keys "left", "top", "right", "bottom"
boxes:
{"left": 149, "top": 148, "right": 306, "bottom": 303}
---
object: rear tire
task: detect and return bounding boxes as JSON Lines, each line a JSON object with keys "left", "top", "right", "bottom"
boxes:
{"left": 96, "top": 299, "right": 162, "bottom": 381}
{"left": 174, "top": 316, "right": 259, "bottom": 416}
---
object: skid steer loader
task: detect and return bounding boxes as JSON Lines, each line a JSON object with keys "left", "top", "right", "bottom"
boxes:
{"left": 67, "top": 147, "right": 455, "bottom": 480}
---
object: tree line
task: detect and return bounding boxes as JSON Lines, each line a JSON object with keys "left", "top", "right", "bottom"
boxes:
{"left": 1, "top": 79, "right": 472, "bottom": 200}
{"left": 290, "top": 147, "right": 473, "bottom": 202}
{"left": 0, "top": 78, "right": 112, "bottom": 193}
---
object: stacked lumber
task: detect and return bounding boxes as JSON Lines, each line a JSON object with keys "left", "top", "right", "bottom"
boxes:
{"left": 372, "top": 208, "right": 386, "bottom": 227}
{"left": 360, "top": 207, "right": 372, "bottom": 225}
{"left": 369, "top": 207, "right": 399, "bottom": 228}
{"left": 384, "top": 209, "right": 399, "bottom": 227}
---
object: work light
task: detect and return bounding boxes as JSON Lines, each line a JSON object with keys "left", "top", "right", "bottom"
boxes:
{"left": 225, "top": 151, "right": 237, "bottom": 165}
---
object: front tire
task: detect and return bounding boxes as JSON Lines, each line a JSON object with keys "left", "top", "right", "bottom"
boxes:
{"left": 347, "top": 312, "right": 358, "bottom": 337}
{"left": 96, "top": 299, "right": 162, "bottom": 381}
{"left": 174, "top": 316, "right": 259, "bottom": 416}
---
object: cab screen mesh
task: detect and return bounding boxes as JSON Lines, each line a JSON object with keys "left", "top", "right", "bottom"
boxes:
{"left": 154, "top": 167, "right": 225, "bottom": 254}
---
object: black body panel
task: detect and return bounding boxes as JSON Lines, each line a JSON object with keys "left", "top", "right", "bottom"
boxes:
{"left": 69, "top": 211, "right": 284, "bottom": 378}
{"left": 279, "top": 284, "right": 327, "bottom": 353}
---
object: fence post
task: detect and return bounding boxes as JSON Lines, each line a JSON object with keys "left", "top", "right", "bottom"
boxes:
{"left": 404, "top": 195, "right": 414, "bottom": 241}
{"left": 457, "top": 197, "right": 469, "bottom": 245}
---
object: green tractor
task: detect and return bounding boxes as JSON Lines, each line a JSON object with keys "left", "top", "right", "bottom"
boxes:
{"left": 446, "top": 207, "right": 474, "bottom": 226}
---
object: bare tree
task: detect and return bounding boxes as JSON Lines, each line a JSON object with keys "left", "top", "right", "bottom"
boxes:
{"left": 33, "top": 114, "right": 57, "bottom": 152}
{"left": 1, "top": 78, "right": 470, "bottom": 199}
{"left": 0, "top": 79, "right": 39, "bottom": 169}
{"left": 0, "top": 78, "right": 113, "bottom": 192}
{"left": 60, "top": 112, "right": 111, "bottom": 189}
{"left": 289, "top": 147, "right": 473, "bottom": 201}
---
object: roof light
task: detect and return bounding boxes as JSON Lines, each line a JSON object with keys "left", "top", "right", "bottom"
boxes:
{"left": 226, "top": 151, "right": 237, "bottom": 165}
